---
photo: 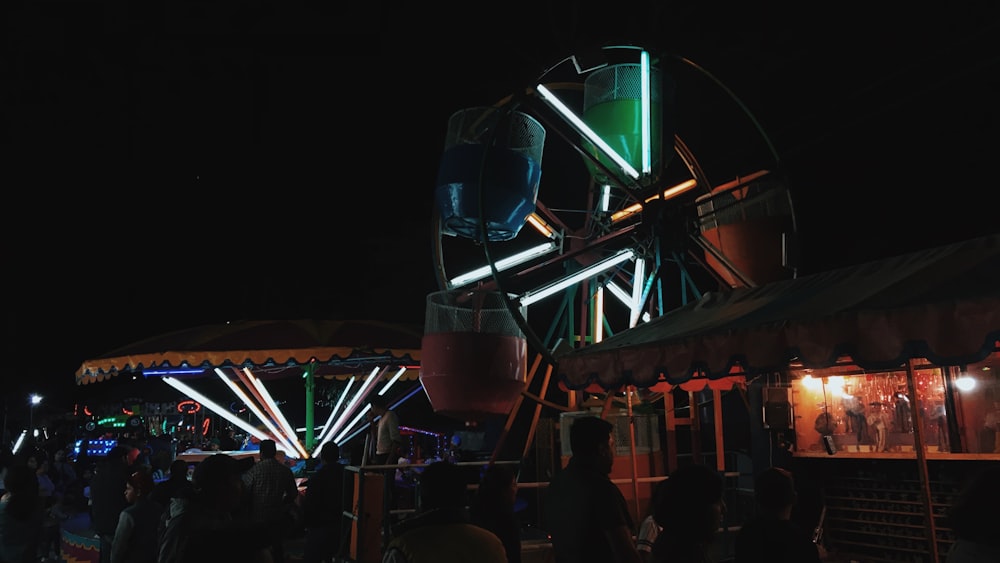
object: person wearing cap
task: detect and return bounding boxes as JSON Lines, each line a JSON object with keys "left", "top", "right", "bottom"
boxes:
{"left": 158, "top": 453, "right": 282, "bottom": 563}
{"left": 109, "top": 470, "right": 162, "bottom": 563}
{"left": 241, "top": 439, "right": 299, "bottom": 563}
{"left": 544, "top": 416, "right": 641, "bottom": 563}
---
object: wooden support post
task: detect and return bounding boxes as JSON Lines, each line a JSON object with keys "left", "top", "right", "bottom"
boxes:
{"left": 713, "top": 389, "right": 725, "bottom": 472}
{"left": 906, "top": 359, "right": 938, "bottom": 563}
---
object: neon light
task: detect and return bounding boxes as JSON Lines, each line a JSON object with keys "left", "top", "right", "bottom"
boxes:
{"left": 142, "top": 368, "right": 205, "bottom": 376}
{"left": 640, "top": 50, "right": 651, "bottom": 175}
{"left": 201, "top": 418, "right": 211, "bottom": 436}
{"left": 526, "top": 213, "right": 556, "bottom": 239}
{"left": 316, "top": 367, "right": 384, "bottom": 456}
{"left": 630, "top": 256, "right": 645, "bottom": 328}
{"left": 519, "top": 248, "right": 635, "bottom": 306}
{"left": 332, "top": 404, "right": 372, "bottom": 445}
{"left": 177, "top": 400, "right": 201, "bottom": 414}
{"left": 245, "top": 368, "right": 309, "bottom": 459}
{"left": 162, "top": 377, "right": 297, "bottom": 458}
{"left": 214, "top": 368, "right": 298, "bottom": 456}
{"left": 378, "top": 366, "right": 408, "bottom": 396}
{"left": 594, "top": 286, "right": 605, "bottom": 343}
{"left": 316, "top": 376, "right": 356, "bottom": 446}
{"left": 601, "top": 185, "right": 611, "bottom": 212}
{"left": 448, "top": 242, "right": 558, "bottom": 287}
{"left": 535, "top": 84, "right": 640, "bottom": 180}
{"left": 610, "top": 179, "right": 698, "bottom": 222}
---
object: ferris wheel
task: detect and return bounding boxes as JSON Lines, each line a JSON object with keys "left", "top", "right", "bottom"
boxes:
{"left": 429, "top": 45, "right": 798, "bottom": 394}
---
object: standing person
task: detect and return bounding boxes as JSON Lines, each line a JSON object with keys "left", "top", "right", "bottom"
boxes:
{"left": 946, "top": 464, "right": 1000, "bottom": 562}
{"left": 0, "top": 463, "right": 44, "bottom": 563}
{"left": 368, "top": 396, "right": 402, "bottom": 465}
{"left": 149, "top": 459, "right": 193, "bottom": 511}
{"left": 544, "top": 416, "right": 641, "bottom": 563}
{"left": 734, "top": 467, "right": 822, "bottom": 563}
{"left": 241, "top": 440, "right": 299, "bottom": 563}
{"left": 382, "top": 460, "right": 507, "bottom": 563}
{"left": 636, "top": 479, "right": 669, "bottom": 563}
{"left": 470, "top": 463, "right": 522, "bottom": 563}
{"left": 90, "top": 445, "right": 132, "bottom": 563}
{"left": 158, "top": 453, "right": 282, "bottom": 563}
{"left": 301, "top": 442, "right": 346, "bottom": 563}
{"left": 109, "top": 470, "right": 163, "bottom": 563}
{"left": 649, "top": 463, "right": 725, "bottom": 563}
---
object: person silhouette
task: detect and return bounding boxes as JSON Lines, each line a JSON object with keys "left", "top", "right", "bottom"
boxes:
{"left": 650, "top": 463, "right": 725, "bottom": 563}
{"left": 946, "top": 464, "right": 1000, "bottom": 562}
{"left": 471, "top": 463, "right": 521, "bottom": 563}
{"left": 302, "top": 442, "right": 346, "bottom": 563}
{"left": 734, "top": 467, "right": 822, "bottom": 563}
{"left": 382, "top": 460, "right": 507, "bottom": 563}
{"left": 544, "top": 416, "right": 641, "bottom": 563}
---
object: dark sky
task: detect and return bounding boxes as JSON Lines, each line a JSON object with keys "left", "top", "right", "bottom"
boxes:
{"left": 3, "top": 2, "right": 999, "bottom": 417}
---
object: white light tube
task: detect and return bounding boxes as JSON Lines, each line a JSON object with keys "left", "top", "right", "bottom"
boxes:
{"left": 245, "top": 368, "right": 309, "bottom": 459}
{"left": 519, "top": 248, "right": 635, "bottom": 306}
{"left": 594, "top": 286, "right": 605, "bottom": 343}
{"left": 606, "top": 281, "right": 633, "bottom": 307}
{"left": 12, "top": 430, "right": 26, "bottom": 454}
{"left": 214, "top": 368, "right": 297, "bottom": 455}
{"left": 323, "top": 367, "right": 383, "bottom": 448}
{"left": 640, "top": 50, "right": 651, "bottom": 175}
{"left": 316, "top": 376, "right": 355, "bottom": 446}
{"left": 535, "top": 84, "right": 640, "bottom": 180}
{"left": 162, "top": 377, "right": 295, "bottom": 457}
{"left": 630, "top": 257, "right": 645, "bottom": 328}
{"left": 333, "top": 404, "right": 372, "bottom": 445}
{"left": 449, "top": 242, "right": 558, "bottom": 286}
{"left": 378, "top": 366, "right": 407, "bottom": 396}
{"left": 601, "top": 185, "right": 611, "bottom": 212}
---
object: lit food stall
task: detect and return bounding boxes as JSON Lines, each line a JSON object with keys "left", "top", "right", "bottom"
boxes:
{"left": 556, "top": 233, "right": 1000, "bottom": 563}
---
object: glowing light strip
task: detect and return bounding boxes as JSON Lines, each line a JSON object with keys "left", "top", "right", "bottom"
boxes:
{"left": 449, "top": 242, "right": 558, "bottom": 286}
{"left": 606, "top": 281, "right": 633, "bottom": 307}
{"left": 519, "top": 248, "right": 635, "bottom": 306}
{"left": 245, "top": 368, "right": 309, "bottom": 459}
{"left": 526, "top": 213, "right": 556, "bottom": 239}
{"left": 337, "top": 384, "right": 425, "bottom": 446}
{"left": 317, "top": 367, "right": 384, "bottom": 455}
{"left": 214, "top": 368, "right": 297, "bottom": 456}
{"left": 315, "top": 376, "right": 355, "bottom": 446}
{"left": 234, "top": 368, "right": 283, "bottom": 431}
{"left": 535, "top": 84, "right": 640, "bottom": 180}
{"left": 12, "top": 430, "right": 26, "bottom": 454}
{"left": 333, "top": 404, "right": 372, "bottom": 445}
{"left": 601, "top": 185, "right": 611, "bottom": 212}
{"left": 378, "top": 366, "right": 407, "bottom": 396}
{"left": 641, "top": 50, "right": 651, "bottom": 175}
{"left": 594, "top": 286, "right": 605, "bottom": 343}
{"left": 630, "top": 257, "right": 645, "bottom": 328}
{"left": 610, "top": 179, "right": 698, "bottom": 222}
{"left": 162, "top": 377, "right": 295, "bottom": 457}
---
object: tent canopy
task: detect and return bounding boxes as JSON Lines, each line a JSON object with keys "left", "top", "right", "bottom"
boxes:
{"left": 555, "top": 234, "right": 1000, "bottom": 391}
{"left": 75, "top": 319, "right": 422, "bottom": 385}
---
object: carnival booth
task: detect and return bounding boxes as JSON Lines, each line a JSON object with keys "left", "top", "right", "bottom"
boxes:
{"left": 555, "top": 233, "right": 1000, "bottom": 563}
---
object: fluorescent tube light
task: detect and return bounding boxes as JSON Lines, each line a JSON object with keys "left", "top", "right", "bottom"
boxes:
{"left": 519, "top": 248, "right": 635, "bottom": 306}
{"left": 535, "top": 84, "right": 640, "bottom": 180}
{"left": 449, "top": 242, "right": 558, "bottom": 286}
{"left": 378, "top": 366, "right": 407, "bottom": 396}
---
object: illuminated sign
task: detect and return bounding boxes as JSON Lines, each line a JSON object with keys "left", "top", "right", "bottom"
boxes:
{"left": 177, "top": 400, "right": 202, "bottom": 414}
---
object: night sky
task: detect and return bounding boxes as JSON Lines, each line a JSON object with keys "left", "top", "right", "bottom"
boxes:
{"left": 3, "top": 2, "right": 998, "bottom": 424}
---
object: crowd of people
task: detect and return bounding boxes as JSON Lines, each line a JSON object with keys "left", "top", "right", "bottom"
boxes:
{"left": 0, "top": 433, "right": 348, "bottom": 563}
{"left": 19, "top": 413, "right": 995, "bottom": 563}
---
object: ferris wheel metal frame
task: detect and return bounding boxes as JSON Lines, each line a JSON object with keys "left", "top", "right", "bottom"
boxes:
{"left": 431, "top": 44, "right": 798, "bottom": 385}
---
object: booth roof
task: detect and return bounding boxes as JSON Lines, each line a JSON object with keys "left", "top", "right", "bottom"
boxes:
{"left": 556, "top": 233, "right": 1000, "bottom": 391}
{"left": 75, "top": 318, "right": 423, "bottom": 385}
